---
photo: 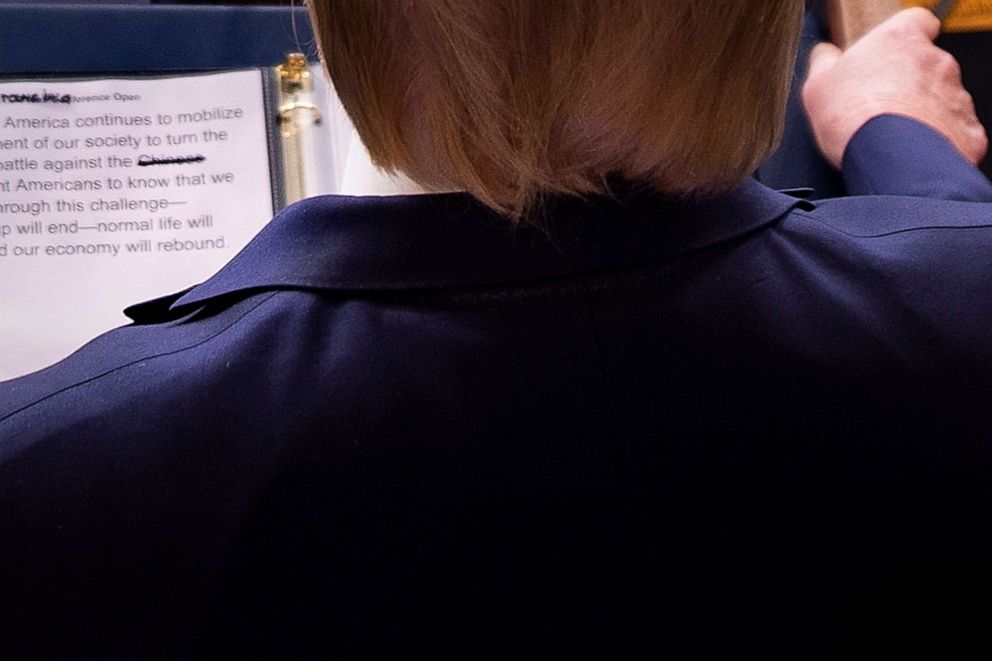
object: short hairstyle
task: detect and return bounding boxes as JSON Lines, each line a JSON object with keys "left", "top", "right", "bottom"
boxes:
{"left": 309, "top": 0, "right": 804, "bottom": 219}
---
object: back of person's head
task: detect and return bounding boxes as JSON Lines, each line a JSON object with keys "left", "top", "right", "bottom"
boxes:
{"left": 308, "top": 0, "right": 804, "bottom": 218}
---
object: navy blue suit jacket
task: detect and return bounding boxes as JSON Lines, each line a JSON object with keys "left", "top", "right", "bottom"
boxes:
{"left": 3, "top": 116, "right": 992, "bottom": 658}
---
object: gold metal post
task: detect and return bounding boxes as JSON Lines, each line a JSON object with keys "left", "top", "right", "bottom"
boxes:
{"left": 276, "top": 52, "right": 322, "bottom": 205}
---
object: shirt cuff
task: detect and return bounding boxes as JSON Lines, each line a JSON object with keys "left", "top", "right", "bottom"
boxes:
{"left": 841, "top": 114, "right": 992, "bottom": 202}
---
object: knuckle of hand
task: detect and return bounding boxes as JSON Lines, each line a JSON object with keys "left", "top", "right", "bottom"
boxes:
{"left": 969, "top": 129, "right": 988, "bottom": 158}
{"left": 918, "top": 45, "right": 943, "bottom": 68}
{"left": 937, "top": 52, "right": 962, "bottom": 78}
{"left": 888, "top": 17, "right": 926, "bottom": 43}
{"left": 963, "top": 91, "right": 977, "bottom": 111}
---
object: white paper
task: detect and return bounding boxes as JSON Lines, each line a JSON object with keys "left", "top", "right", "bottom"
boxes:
{"left": 303, "top": 67, "right": 356, "bottom": 196}
{"left": 301, "top": 65, "right": 389, "bottom": 196}
{"left": 0, "top": 70, "right": 274, "bottom": 380}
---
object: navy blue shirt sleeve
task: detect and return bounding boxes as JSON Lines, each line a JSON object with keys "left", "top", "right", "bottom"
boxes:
{"left": 841, "top": 113, "right": 992, "bottom": 201}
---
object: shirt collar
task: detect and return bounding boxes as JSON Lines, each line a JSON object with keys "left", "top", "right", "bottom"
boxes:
{"left": 126, "top": 178, "right": 807, "bottom": 319}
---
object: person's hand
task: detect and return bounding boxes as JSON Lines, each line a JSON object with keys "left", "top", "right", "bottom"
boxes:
{"left": 802, "top": 7, "right": 987, "bottom": 168}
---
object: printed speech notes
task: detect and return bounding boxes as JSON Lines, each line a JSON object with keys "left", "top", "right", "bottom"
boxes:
{"left": 0, "top": 70, "right": 274, "bottom": 380}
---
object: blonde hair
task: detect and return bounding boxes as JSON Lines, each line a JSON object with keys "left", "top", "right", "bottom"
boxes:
{"left": 309, "top": 0, "right": 804, "bottom": 219}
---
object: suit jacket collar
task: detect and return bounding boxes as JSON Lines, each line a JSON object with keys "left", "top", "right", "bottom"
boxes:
{"left": 126, "top": 178, "right": 807, "bottom": 319}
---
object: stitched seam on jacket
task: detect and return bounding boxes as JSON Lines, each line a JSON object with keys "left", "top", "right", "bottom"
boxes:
{"left": 789, "top": 210, "right": 992, "bottom": 238}
{"left": 0, "top": 292, "right": 279, "bottom": 425}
